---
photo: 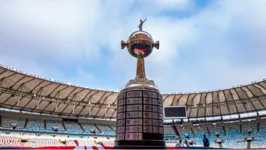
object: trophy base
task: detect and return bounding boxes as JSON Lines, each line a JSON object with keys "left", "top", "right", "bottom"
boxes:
{"left": 115, "top": 140, "right": 166, "bottom": 149}
{"left": 115, "top": 85, "right": 165, "bottom": 149}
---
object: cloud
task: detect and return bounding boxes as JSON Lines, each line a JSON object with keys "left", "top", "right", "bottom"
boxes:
{"left": 0, "top": 0, "right": 266, "bottom": 93}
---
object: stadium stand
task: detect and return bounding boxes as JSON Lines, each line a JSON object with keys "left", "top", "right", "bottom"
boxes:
{"left": 110, "top": 125, "right": 116, "bottom": 132}
{"left": 208, "top": 125, "right": 225, "bottom": 137}
{"left": 81, "top": 123, "right": 101, "bottom": 134}
{"left": 25, "top": 120, "right": 45, "bottom": 132}
{"left": 177, "top": 127, "right": 194, "bottom": 138}
{"left": 164, "top": 125, "right": 176, "bottom": 137}
{"left": 224, "top": 123, "right": 242, "bottom": 138}
{"left": 46, "top": 120, "right": 65, "bottom": 132}
{"left": 96, "top": 124, "right": 115, "bottom": 135}
{"left": 1, "top": 65, "right": 266, "bottom": 149}
{"left": 1, "top": 120, "right": 266, "bottom": 148}
{"left": 63, "top": 121, "right": 83, "bottom": 134}
{"left": 2, "top": 117, "right": 26, "bottom": 129}
{"left": 242, "top": 121, "right": 259, "bottom": 136}
{"left": 192, "top": 126, "right": 209, "bottom": 137}
{"left": 259, "top": 121, "right": 266, "bottom": 135}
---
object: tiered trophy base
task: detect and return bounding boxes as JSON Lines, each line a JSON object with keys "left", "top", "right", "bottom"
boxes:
{"left": 115, "top": 79, "right": 165, "bottom": 149}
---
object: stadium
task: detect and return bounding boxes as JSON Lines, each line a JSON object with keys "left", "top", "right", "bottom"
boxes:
{"left": 1, "top": 63, "right": 266, "bottom": 149}
{"left": 1, "top": 0, "right": 266, "bottom": 149}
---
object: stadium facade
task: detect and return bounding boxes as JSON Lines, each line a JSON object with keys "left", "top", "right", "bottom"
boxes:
{"left": 1, "top": 64, "right": 266, "bottom": 149}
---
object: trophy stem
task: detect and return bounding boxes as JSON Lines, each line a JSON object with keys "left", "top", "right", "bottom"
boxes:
{"left": 135, "top": 57, "right": 146, "bottom": 80}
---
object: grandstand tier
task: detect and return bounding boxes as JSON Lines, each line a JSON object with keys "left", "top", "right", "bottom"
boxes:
{"left": 1, "top": 65, "right": 266, "bottom": 119}
{"left": 0, "top": 115, "right": 266, "bottom": 148}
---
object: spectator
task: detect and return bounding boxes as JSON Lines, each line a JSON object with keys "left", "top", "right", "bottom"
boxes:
{"left": 203, "top": 134, "right": 210, "bottom": 148}
{"left": 175, "top": 139, "right": 182, "bottom": 147}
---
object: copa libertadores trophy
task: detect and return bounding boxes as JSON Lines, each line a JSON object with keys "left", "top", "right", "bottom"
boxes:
{"left": 115, "top": 19, "right": 165, "bottom": 149}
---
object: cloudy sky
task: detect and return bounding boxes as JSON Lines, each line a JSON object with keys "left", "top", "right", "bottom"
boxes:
{"left": 0, "top": 0, "right": 266, "bottom": 93}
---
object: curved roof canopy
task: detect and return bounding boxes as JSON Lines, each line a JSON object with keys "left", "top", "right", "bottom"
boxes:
{"left": 0, "top": 64, "right": 266, "bottom": 119}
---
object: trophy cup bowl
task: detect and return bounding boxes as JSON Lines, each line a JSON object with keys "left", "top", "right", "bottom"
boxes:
{"left": 122, "top": 31, "right": 159, "bottom": 59}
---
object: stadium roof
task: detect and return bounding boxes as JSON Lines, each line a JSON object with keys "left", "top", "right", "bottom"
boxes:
{"left": 0, "top": 64, "right": 266, "bottom": 119}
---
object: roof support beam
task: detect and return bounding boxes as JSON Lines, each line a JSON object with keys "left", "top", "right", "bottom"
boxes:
{"left": 93, "top": 92, "right": 113, "bottom": 118}
{"left": 8, "top": 75, "right": 27, "bottom": 89}
{"left": 77, "top": 91, "right": 101, "bottom": 117}
{"left": 94, "top": 92, "right": 116, "bottom": 118}
{"left": 39, "top": 101, "right": 51, "bottom": 113}
{"left": 64, "top": 87, "right": 79, "bottom": 100}
{"left": 258, "top": 82, "right": 266, "bottom": 91}
{"left": 46, "top": 84, "right": 63, "bottom": 97}
{"left": 162, "top": 94, "right": 170, "bottom": 106}
{"left": 231, "top": 89, "right": 247, "bottom": 112}
{"left": 29, "top": 85, "right": 65, "bottom": 112}
{"left": 78, "top": 91, "right": 101, "bottom": 117}
{"left": 203, "top": 94, "right": 208, "bottom": 117}
{"left": 226, "top": 90, "right": 240, "bottom": 115}
{"left": 176, "top": 95, "right": 185, "bottom": 106}
{"left": 245, "top": 86, "right": 265, "bottom": 109}
{"left": 2, "top": 83, "right": 24, "bottom": 106}
{"left": 10, "top": 78, "right": 39, "bottom": 109}
{"left": 57, "top": 97, "right": 75, "bottom": 115}
{"left": 33, "top": 81, "right": 51, "bottom": 94}
{"left": 45, "top": 86, "right": 70, "bottom": 114}
{"left": 101, "top": 93, "right": 118, "bottom": 118}
{"left": 187, "top": 94, "right": 197, "bottom": 118}
{"left": 54, "top": 88, "right": 79, "bottom": 114}
{"left": 59, "top": 88, "right": 85, "bottom": 116}
{"left": 14, "top": 84, "right": 24, "bottom": 106}
{"left": 216, "top": 92, "right": 223, "bottom": 116}
{"left": 169, "top": 95, "right": 178, "bottom": 106}
{"left": 93, "top": 107, "right": 102, "bottom": 118}
{"left": 211, "top": 92, "right": 214, "bottom": 117}
{"left": 0, "top": 69, "right": 7, "bottom": 75}
{"left": 0, "top": 72, "right": 17, "bottom": 81}
{"left": 89, "top": 92, "right": 110, "bottom": 117}
{"left": 86, "top": 91, "right": 100, "bottom": 104}
{"left": 20, "top": 87, "right": 44, "bottom": 110}
{"left": 86, "top": 106, "right": 95, "bottom": 118}
{"left": 196, "top": 93, "right": 203, "bottom": 118}
{"left": 0, "top": 78, "right": 4, "bottom": 94}
{"left": 76, "top": 90, "right": 94, "bottom": 116}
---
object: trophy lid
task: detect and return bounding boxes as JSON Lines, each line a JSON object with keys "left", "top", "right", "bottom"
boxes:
{"left": 129, "top": 30, "right": 153, "bottom": 40}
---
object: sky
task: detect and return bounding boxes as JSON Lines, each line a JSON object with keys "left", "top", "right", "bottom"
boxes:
{"left": 0, "top": 0, "right": 266, "bottom": 93}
